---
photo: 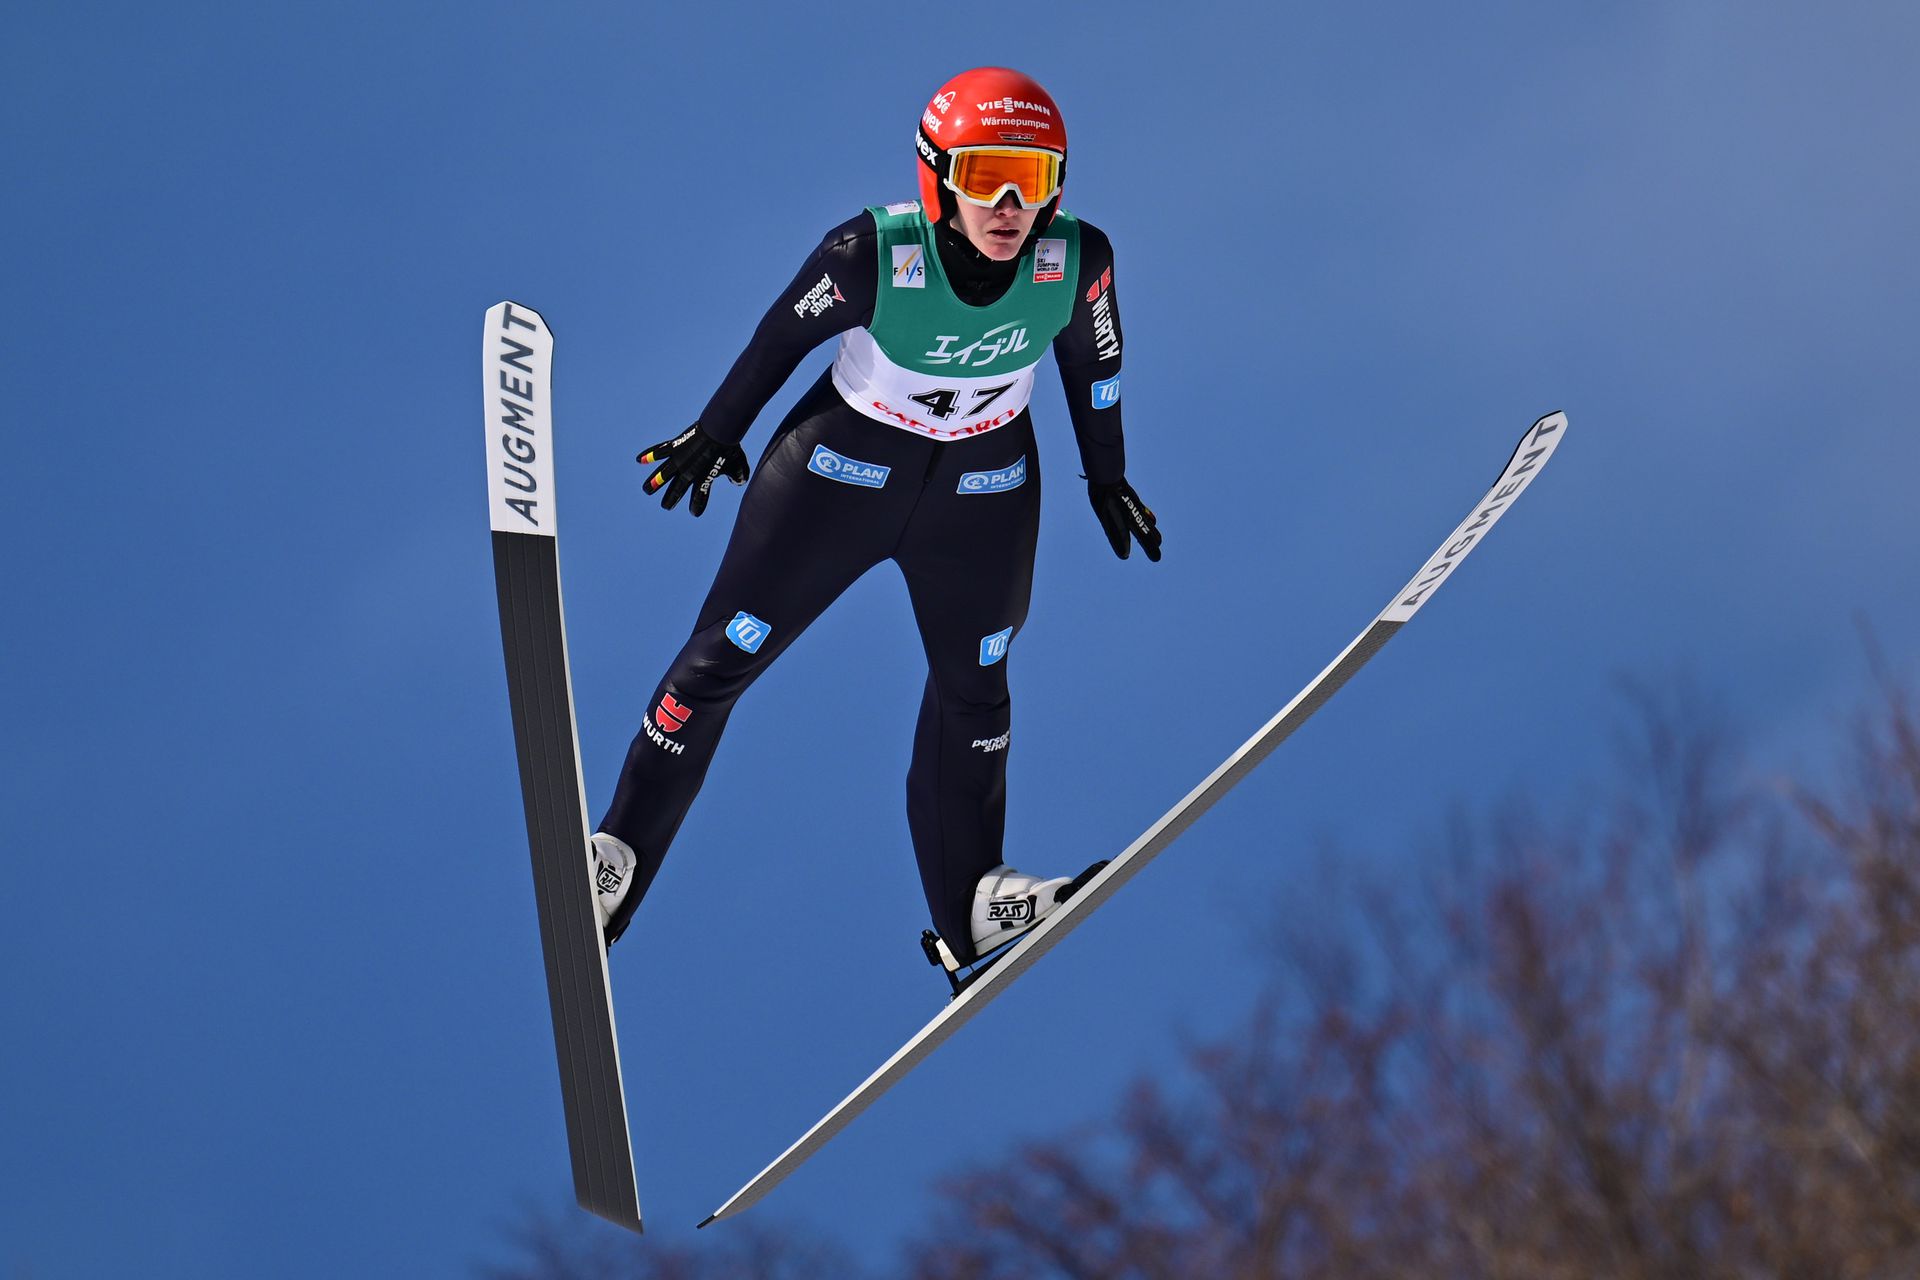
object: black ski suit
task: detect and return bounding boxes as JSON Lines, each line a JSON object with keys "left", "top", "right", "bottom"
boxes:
{"left": 599, "top": 210, "right": 1130, "bottom": 964}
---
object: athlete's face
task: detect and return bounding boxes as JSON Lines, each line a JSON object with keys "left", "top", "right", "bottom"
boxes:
{"left": 951, "top": 191, "right": 1040, "bottom": 260}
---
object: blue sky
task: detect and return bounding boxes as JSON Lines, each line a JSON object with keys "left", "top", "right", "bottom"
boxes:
{"left": 6, "top": 1, "right": 1918, "bottom": 1275}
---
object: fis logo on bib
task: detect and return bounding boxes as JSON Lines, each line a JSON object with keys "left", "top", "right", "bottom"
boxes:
{"left": 1091, "top": 374, "right": 1120, "bottom": 410}
{"left": 808, "top": 444, "right": 890, "bottom": 488}
{"left": 1032, "top": 239, "right": 1065, "bottom": 283}
{"left": 891, "top": 245, "right": 926, "bottom": 288}
{"left": 726, "top": 611, "right": 771, "bottom": 654}
{"left": 957, "top": 456, "right": 1027, "bottom": 494}
{"left": 979, "top": 626, "right": 1013, "bottom": 666}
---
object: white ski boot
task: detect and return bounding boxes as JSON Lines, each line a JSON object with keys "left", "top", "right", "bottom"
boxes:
{"left": 922, "top": 860, "right": 1110, "bottom": 990}
{"left": 589, "top": 832, "right": 637, "bottom": 939}
{"left": 970, "top": 864, "right": 1077, "bottom": 956}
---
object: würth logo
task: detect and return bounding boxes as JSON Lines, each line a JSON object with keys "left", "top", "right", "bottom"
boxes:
{"left": 643, "top": 695, "right": 688, "bottom": 756}
{"left": 655, "top": 693, "right": 691, "bottom": 733}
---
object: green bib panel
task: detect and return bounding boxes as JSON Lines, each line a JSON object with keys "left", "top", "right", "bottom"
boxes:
{"left": 866, "top": 202, "right": 1081, "bottom": 375}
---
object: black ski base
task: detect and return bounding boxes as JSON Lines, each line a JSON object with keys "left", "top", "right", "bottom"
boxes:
{"left": 494, "top": 529, "right": 643, "bottom": 1233}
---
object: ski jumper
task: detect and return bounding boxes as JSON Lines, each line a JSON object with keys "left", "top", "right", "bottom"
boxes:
{"left": 600, "top": 201, "right": 1129, "bottom": 964}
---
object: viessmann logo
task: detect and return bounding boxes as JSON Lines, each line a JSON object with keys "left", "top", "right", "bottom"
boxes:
{"left": 976, "top": 98, "right": 1051, "bottom": 115}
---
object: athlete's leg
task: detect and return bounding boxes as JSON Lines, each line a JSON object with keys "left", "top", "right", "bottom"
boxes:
{"left": 599, "top": 381, "right": 927, "bottom": 933}
{"left": 893, "top": 420, "right": 1041, "bottom": 965}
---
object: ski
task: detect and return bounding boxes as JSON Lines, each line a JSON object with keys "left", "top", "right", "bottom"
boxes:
{"left": 700, "top": 410, "right": 1569, "bottom": 1227}
{"left": 485, "top": 300, "right": 643, "bottom": 1234}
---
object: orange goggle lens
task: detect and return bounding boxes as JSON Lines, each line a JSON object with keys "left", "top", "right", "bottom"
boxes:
{"left": 946, "top": 148, "right": 1063, "bottom": 208}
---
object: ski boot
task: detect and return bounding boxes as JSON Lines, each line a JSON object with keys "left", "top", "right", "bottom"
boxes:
{"left": 589, "top": 831, "right": 638, "bottom": 946}
{"left": 922, "top": 861, "right": 1108, "bottom": 996}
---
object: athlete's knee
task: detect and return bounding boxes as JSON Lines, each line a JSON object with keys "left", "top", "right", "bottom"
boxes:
{"left": 663, "top": 625, "right": 778, "bottom": 706}
{"left": 924, "top": 667, "right": 1011, "bottom": 722}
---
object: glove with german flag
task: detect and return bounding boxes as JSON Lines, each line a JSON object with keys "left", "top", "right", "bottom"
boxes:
{"left": 636, "top": 424, "right": 749, "bottom": 517}
{"left": 1087, "top": 478, "right": 1162, "bottom": 562}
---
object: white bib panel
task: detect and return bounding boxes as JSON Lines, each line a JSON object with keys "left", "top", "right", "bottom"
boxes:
{"left": 830, "top": 329, "right": 1037, "bottom": 442}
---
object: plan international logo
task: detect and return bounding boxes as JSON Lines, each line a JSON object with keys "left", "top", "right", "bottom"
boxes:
{"left": 957, "top": 457, "right": 1027, "bottom": 494}
{"left": 808, "top": 445, "right": 891, "bottom": 489}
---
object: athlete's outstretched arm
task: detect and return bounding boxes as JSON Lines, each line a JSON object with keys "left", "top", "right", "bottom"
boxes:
{"left": 695, "top": 214, "right": 880, "bottom": 443}
{"left": 1053, "top": 222, "right": 1160, "bottom": 561}
{"left": 637, "top": 213, "right": 881, "bottom": 516}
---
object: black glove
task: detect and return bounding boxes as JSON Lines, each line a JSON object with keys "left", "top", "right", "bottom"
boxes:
{"left": 637, "top": 424, "right": 749, "bottom": 517}
{"left": 1087, "top": 478, "right": 1162, "bottom": 562}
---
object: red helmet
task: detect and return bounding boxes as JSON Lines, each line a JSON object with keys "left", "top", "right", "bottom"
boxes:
{"left": 916, "top": 67, "right": 1067, "bottom": 228}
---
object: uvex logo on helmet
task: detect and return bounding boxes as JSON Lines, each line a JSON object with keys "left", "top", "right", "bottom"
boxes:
{"left": 915, "top": 67, "right": 1066, "bottom": 228}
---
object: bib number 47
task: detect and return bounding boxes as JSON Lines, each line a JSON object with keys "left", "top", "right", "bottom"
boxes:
{"left": 907, "top": 381, "right": 1017, "bottom": 422}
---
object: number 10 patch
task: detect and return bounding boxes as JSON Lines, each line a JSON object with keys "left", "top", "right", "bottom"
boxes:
{"left": 979, "top": 627, "right": 1013, "bottom": 665}
{"left": 726, "top": 611, "right": 771, "bottom": 654}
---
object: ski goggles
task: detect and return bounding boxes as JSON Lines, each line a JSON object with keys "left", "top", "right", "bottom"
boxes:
{"left": 943, "top": 146, "right": 1063, "bottom": 209}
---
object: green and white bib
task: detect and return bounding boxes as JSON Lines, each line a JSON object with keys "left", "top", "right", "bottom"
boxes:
{"left": 830, "top": 200, "right": 1080, "bottom": 440}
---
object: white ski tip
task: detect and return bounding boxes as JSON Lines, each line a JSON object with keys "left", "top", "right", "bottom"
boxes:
{"left": 1380, "top": 410, "right": 1567, "bottom": 624}
{"left": 484, "top": 300, "right": 557, "bottom": 538}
